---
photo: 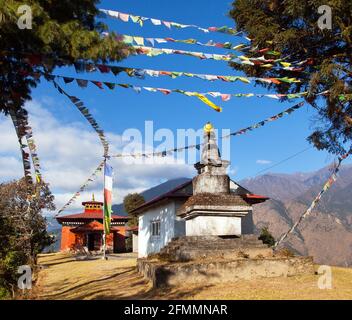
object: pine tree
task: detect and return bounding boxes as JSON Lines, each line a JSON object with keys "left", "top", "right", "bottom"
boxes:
{"left": 0, "top": 1, "right": 132, "bottom": 116}
{"left": 229, "top": 0, "right": 352, "bottom": 155}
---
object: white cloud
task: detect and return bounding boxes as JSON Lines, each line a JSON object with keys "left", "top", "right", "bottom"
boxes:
{"left": 0, "top": 157, "right": 23, "bottom": 180}
{"left": 256, "top": 159, "right": 272, "bottom": 165}
{"left": 0, "top": 99, "right": 194, "bottom": 214}
{"left": 227, "top": 165, "right": 239, "bottom": 177}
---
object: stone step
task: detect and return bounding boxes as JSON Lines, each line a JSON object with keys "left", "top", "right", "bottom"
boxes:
{"left": 159, "top": 235, "right": 270, "bottom": 262}
{"left": 159, "top": 247, "right": 274, "bottom": 262}
{"left": 172, "top": 235, "right": 260, "bottom": 242}
{"left": 173, "top": 236, "right": 260, "bottom": 241}
{"left": 162, "top": 246, "right": 268, "bottom": 254}
{"left": 172, "top": 238, "right": 261, "bottom": 243}
{"left": 180, "top": 245, "right": 270, "bottom": 252}
{"left": 160, "top": 245, "right": 269, "bottom": 256}
{"left": 165, "top": 240, "right": 265, "bottom": 248}
{"left": 173, "top": 235, "right": 260, "bottom": 241}
{"left": 160, "top": 243, "right": 269, "bottom": 255}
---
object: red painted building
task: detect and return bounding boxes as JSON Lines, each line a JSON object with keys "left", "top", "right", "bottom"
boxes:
{"left": 56, "top": 196, "right": 129, "bottom": 253}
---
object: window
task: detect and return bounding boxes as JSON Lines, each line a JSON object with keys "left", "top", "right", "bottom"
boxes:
{"left": 150, "top": 220, "right": 161, "bottom": 237}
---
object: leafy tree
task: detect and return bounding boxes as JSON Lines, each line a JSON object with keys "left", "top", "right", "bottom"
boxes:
{"left": 0, "top": 178, "right": 55, "bottom": 297}
{"left": 259, "top": 227, "right": 276, "bottom": 247}
{"left": 123, "top": 193, "right": 145, "bottom": 227}
{"left": 0, "top": 0, "right": 131, "bottom": 116}
{"left": 229, "top": 1, "right": 352, "bottom": 155}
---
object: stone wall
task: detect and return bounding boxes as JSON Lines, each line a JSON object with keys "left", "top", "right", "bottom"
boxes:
{"left": 137, "top": 256, "right": 315, "bottom": 288}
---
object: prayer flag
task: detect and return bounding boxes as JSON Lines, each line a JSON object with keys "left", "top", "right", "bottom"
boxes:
{"left": 194, "top": 93, "right": 222, "bottom": 112}
{"left": 104, "top": 163, "right": 113, "bottom": 235}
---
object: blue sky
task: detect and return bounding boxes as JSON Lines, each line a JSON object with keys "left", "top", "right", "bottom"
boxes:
{"left": 1, "top": 0, "right": 350, "bottom": 211}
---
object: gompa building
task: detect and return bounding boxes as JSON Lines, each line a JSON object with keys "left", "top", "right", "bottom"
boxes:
{"left": 56, "top": 196, "right": 129, "bottom": 253}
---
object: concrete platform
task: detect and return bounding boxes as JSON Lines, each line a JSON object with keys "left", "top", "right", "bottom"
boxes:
{"left": 137, "top": 235, "right": 315, "bottom": 288}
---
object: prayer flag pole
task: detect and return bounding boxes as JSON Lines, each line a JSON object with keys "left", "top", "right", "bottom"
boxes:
{"left": 102, "top": 157, "right": 107, "bottom": 260}
{"left": 103, "top": 157, "right": 113, "bottom": 260}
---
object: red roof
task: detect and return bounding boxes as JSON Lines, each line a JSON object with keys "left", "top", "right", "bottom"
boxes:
{"left": 241, "top": 193, "right": 269, "bottom": 204}
{"left": 243, "top": 193, "right": 269, "bottom": 199}
{"left": 56, "top": 211, "right": 128, "bottom": 222}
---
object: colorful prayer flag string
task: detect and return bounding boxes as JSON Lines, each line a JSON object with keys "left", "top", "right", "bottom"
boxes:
{"left": 51, "top": 73, "right": 320, "bottom": 104}
{"left": 274, "top": 148, "right": 352, "bottom": 248}
{"left": 110, "top": 101, "right": 306, "bottom": 158}
{"left": 100, "top": 9, "right": 241, "bottom": 36}
{"left": 72, "top": 60, "right": 301, "bottom": 85}
{"left": 132, "top": 46, "right": 308, "bottom": 71}
{"left": 9, "top": 109, "right": 34, "bottom": 188}
{"left": 115, "top": 33, "right": 255, "bottom": 53}
{"left": 46, "top": 75, "right": 110, "bottom": 157}
{"left": 56, "top": 160, "right": 105, "bottom": 216}
{"left": 49, "top": 73, "right": 222, "bottom": 112}
{"left": 117, "top": 33, "right": 251, "bottom": 51}
{"left": 9, "top": 107, "right": 43, "bottom": 197}
{"left": 117, "top": 33, "right": 313, "bottom": 67}
{"left": 222, "top": 101, "right": 305, "bottom": 138}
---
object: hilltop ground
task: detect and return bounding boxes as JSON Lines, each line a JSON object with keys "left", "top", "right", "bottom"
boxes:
{"left": 33, "top": 253, "right": 352, "bottom": 299}
{"left": 32, "top": 252, "right": 352, "bottom": 300}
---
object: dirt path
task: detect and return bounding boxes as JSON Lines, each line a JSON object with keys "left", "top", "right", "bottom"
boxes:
{"left": 35, "top": 252, "right": 352, "bottom": 300}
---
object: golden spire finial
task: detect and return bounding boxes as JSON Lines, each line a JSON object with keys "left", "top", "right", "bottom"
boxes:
{"left": 92, "top": 193, "right": 95, "bottom": 202}
{"left": 204, "top": 122, "right": 213, "bottom": 133}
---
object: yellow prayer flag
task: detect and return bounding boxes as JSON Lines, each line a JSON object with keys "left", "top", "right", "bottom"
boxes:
{"left": 36, "top": 174, "right": 41, "bottom": 183}
{"left": 238, "top": 77, "right": 251, "bottom": 84}
{"left": 194, "top": 93, "right": 222, "bottom": 112}
{"left": 261, "top": 64, "right": 273, "bottom": 68}
{"left": 280, "top": 62, "right": 291, "bottom": 67}
{"left": 232, "top": 44, "right": 246, "bottom": 50}
{"left": 133, "top": 37, "right": 144, "bottom": 46}
{"left": 239, "top": 55, "right": 249, "bottom": 60}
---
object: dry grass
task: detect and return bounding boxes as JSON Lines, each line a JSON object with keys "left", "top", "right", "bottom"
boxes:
{"left": 34, "top": 252, "right": 352, "bottom": 300}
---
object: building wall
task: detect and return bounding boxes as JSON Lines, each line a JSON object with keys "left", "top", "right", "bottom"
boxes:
{"left": 132, "top": 234, "right": 138, "bottom": 253}
{"left": 60, "top": 226, "right": 77, "bottom": 251}
{"left": 138, "top": 201, "right": 186, "bottom": 258}
{"left": 60, "top": 225, "right": 127, "bottom": 252}
{"left": 112, "top": 232, "right": 126, "bottom": 252}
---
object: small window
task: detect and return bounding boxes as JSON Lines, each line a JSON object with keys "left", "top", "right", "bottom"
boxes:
{"left": 150, "top": 220, "right": 161, "bottom": 237}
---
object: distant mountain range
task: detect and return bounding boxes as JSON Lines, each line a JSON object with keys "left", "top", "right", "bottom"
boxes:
{"left": 241, "top": 164, "right": 352, "bottom": 267}
{"left": 46, "top": 166, "right": 352, "bottom": 266}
